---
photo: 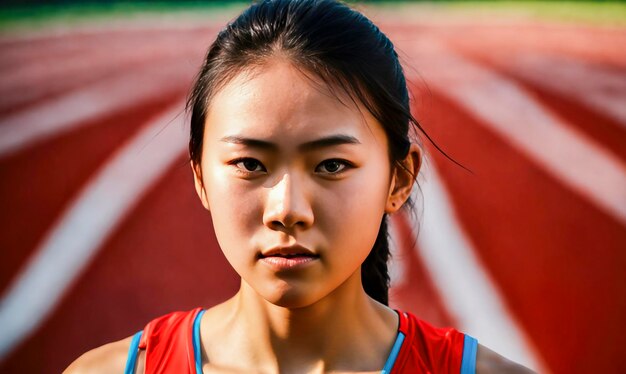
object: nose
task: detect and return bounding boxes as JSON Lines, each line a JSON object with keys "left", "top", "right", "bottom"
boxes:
{"left": 263, "top": 172, "right": 314, "bottom": 231}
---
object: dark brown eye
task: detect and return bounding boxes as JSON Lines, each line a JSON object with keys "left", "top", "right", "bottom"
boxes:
{"left": 231, "top": 158, "right": 266, "bottom": 173}
{"left": 316, "top": 159, "right": 351, "bottom": 174}
{"left": 243, "top": 159, "right": 261, "bottom": 171}
{"left": 323, "top": 160, "right": 341, "bottom": 173}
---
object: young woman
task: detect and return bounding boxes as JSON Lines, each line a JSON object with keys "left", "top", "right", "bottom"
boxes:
{"left": 66, "top": 0, "right": 534, "bottom": 373}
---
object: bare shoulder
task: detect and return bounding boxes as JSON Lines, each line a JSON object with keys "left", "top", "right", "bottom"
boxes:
{"left": 476, "top": 344, "right": 537, "bottom": 374}
{"left": 63, "top": 335, "right": 144, "bottom": 374}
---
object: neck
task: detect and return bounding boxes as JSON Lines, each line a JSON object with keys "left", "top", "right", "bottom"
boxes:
{"left": 213, "top": 271, "right": 398, "bottom": 373}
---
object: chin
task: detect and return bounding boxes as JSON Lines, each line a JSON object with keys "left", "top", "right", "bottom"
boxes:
{"left": 260, "top": 282, "right": 323, "bottom": 309}
{"left": 270, "top": 294, "right": 317, "bottom": 309}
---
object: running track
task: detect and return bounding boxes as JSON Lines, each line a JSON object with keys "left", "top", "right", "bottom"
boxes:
{"left": 0, "top": 11, "right": 625, "bottom": 374}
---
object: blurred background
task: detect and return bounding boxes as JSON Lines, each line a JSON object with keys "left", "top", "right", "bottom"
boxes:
{"left": 0, "top": 0, "right": 625, "bottom": 373}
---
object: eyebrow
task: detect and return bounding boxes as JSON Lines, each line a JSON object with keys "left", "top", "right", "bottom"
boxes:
{"left": 220, "top": 134, "right": 361, "bottom": 151}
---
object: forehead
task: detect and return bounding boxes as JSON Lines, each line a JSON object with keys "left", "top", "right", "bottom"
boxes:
{"left": 203, "top": 59, "right": 387, "bottom": 147}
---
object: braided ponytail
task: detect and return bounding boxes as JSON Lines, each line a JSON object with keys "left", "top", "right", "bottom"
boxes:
{"left": 361, "top": 216, "right": 391, "bottom": 306}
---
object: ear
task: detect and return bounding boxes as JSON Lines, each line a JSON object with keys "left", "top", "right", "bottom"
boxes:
{"left": 385, "top": 143, "right": 422, "bottom": 214}
{"left": 191, "top": 160, "right": 210, "bottom": 211}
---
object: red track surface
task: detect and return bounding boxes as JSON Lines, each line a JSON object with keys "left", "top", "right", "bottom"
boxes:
{"left": 0, "top": 14, "right": 625, "bottom": 374}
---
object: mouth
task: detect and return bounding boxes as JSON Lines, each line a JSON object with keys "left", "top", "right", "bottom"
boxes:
{"left": 258, "top": 245, "right": 319, "bottom": 270}
{"left": 258, "top": 245, "right": 318, "bottom": 259}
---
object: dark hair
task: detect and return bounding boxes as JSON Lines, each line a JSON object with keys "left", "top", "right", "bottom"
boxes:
{"left": 187, "top": 0, "right": 425, "bottom": 306}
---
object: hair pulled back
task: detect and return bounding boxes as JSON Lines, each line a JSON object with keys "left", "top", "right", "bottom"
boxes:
{"left": 188, "top": 0, "right": 424, "bottom": 306}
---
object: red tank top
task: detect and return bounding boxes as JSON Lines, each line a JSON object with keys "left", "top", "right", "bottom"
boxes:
{"left": 132, "top": 308, "right": 473, "bottom": 373}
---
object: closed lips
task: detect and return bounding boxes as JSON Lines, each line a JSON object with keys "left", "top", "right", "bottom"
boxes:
{"left": 259, "top": 246, "right": 318, "bottom": 258}
{"left": 264, "top": 253, "right": 317, "bottom": 258}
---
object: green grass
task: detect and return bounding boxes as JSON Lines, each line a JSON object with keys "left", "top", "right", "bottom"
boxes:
{"left": 366, "top": 1, "right": 626, "bottom": 27}
{"left": 1, "top": 1, "right": 625, "bottom": 32}
{"left": 437, "top": 1, "right": 626, "bottom": 26}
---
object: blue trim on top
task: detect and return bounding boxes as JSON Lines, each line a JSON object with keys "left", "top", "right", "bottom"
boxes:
{"left": 381, "top": 331, "right": 405, "bottom": 374}
{"left": 460, "top": 334, "right": 478, "bottom": 374}
{"left": 190, "top": 308, "right": 406, "bottom": 374}
{"left": 192, "top": 309, "right": 207, "bottom": 374}
{"left": 124, "top": 331, "right": 143, "bottom": 374}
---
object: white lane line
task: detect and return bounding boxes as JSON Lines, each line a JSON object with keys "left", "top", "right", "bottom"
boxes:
{"left": 0, "top": 43, "right": 202, "bottom": 110}
{"left": 414, "top": 163, "right": 545, "bottom": 373}
{"left": 405, "top": 39, "right": 626, "bottom": 225}
{"left": 0, "top": 59, "right": 194, "bottom": 158}
{"left": 507, "top": 53, "right": 626, "bottom": 127}
{"left": 0, "top": 26, "right": 213, "bottom": 75}
{"left": 0, "top": 102, "right": 187, "bottom": 361}
{"left": 0, "top": 27, "right": 211, "bottom": 94}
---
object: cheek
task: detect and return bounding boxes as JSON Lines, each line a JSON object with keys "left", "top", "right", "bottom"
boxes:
{"left": 204, "top": 167, "right": 262, "bottom": 261}
{"left": 316, "top": 164, "right": 390, "bottom": 263}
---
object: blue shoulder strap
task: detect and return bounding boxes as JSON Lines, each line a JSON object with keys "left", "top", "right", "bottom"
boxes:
{"left": 460, "top": 334, "right": 478, "bottom": 374}
{"left": 190, "top": 309, "right": 407, "bottom": 374}
{"left": 192, "top": 309, "right": 207, "bottom": 374}
{"left": 124, "top": 331, "right": 143, "bottom": 374}
{"left": 381, "top": 331, "right": 405, "bottom": 374}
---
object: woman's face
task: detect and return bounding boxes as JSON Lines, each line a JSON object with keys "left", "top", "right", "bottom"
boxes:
{"left": 193, "top": 59, "right": 395, "bottom": 308}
